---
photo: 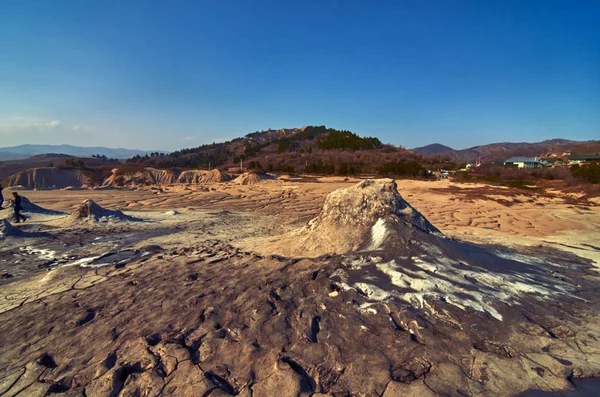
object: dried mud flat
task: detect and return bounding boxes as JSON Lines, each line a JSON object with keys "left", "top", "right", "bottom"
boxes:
{"left": 0, "top": 178, "right": 599, "bottom": 397}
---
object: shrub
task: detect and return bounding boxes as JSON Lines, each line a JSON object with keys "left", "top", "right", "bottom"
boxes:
{"left": 248, "top": 161, "right": 263, "bottom": 170}
{"left": 337, "top": 163, "right": 362, "bottom": 175}
{"left": 305, "top": 161, "right": 335, "bottom": 174}
{"left": 377, "top": 161, "right": 425, "bottom": 177}
{"left": 572, "top": 162, "right": 600, "bottom": 184}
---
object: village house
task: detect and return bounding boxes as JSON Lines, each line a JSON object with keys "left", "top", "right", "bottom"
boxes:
{"left": 569, "top": 155, "right": 600, "bottom": 165}
{"left": 503, "top": 157, "right": 544, "bottom": 168}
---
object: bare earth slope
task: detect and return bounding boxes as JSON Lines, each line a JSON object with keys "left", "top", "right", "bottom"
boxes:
{"left": 3, "top": 167, "right": 86, "bottom": 190}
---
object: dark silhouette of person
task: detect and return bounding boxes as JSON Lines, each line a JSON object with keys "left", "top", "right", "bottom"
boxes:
{"left": 12, "top": 192, "right": 26, "bottom": 223}
{"left": 0, "top": 184, "right": 3, "bottom": 209}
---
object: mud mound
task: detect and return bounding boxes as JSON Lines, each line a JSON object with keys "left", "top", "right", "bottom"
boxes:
{"left": 262, "top": 179, "right": 441, "bottom": 257}
{"left": 0, "top": 220, "right": 22, "bottom": 239}
{"left": 201, "top": 169, "right": 231, "bottom": 183}
{"left": 233, "top": 172, "right": 275, "bottom": 185}
{"left": 67, "top": 200, "right": 139, "bottom": 223}
{"left": 3, "top": 167, "right": 85, "bottom": 190}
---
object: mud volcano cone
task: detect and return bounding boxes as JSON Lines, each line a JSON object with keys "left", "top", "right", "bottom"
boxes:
{"left": 68, "top": 199, "right": 138, "bottom": 223}
{"left": 280, "top": 179, "right": 442, "bottom": 257}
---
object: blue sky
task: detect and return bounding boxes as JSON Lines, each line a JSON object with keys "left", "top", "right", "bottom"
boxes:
{"left": 0, "top": 1, "right": 598, "bottom": 151}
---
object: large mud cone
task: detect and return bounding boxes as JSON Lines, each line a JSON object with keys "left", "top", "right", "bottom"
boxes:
{"left": 233, "top": 172, "right": 275, "bottom": 185}
{"left": 265, "top": 179, "right": 442, "bottom": 257}
{"left": 308, "top": 178, "right": 440, "bottom": 236}
{"left": 67, "top": 200, "right": 138, "bottom": 223}
{"left": 0, "top": 219, "right": 22, "bottom": 239}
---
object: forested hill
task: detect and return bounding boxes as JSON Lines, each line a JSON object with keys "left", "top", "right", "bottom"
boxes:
{"left": 127, "top": 126, "right": 423, "bottom": 176}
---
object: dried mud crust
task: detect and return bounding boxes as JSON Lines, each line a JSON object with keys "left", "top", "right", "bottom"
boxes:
{"left": 0, "top": 243, "right": 599, "bottom": 397}
{"left": 1, "top": 179, "right": 599, "bottom": 396}
{"left": 434, "top": 183, "right": 598, "bottom": 209}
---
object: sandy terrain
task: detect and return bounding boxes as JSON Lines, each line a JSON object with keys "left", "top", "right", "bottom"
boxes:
{"left": 0, "top": 177, "right": 599, "bottom": 396}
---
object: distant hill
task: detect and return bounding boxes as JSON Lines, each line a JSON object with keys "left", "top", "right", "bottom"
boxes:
{"left": 419, "top": 139, "right": 600, "bottom": 163}
{"left": 0, "top": 144, "right": 162, "bottom": 160}
{"left": 130, "top": 126, "right": 422, "bottom": 176}
{"left": 128, "top": 127, "right": 600, "bottom": 176}
{"left": 0, "top": 152, "right": 31, "bottom": 161}
{"left": 411, "top": 143, "right": 455, "bottom": 155}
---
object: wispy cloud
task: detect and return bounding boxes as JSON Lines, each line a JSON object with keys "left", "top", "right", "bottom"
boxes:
{"left": 45, "top": 120, "right": 61, "bottom": 128}
{"left": 0, "top": 117, "right": 63, "bottom": 132}
{"left": 0, "top": 117, "right": 93, "bottom": 133}
{"left": 71, "top": 124, "right": 91, "bottom": 132}
{"left": 0, "top": 116, "right": 95, "bottom": 146}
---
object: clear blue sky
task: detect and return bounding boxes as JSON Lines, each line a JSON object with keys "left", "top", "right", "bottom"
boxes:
{"left": 1, "top": 0, "right": 598, "bottom": 151}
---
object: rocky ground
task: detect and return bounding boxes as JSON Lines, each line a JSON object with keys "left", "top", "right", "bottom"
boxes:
{"left": 0, "top": 178, "right": 599, "bottom": 396}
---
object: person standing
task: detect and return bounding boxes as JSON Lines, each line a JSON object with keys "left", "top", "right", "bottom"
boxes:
{"left": 0, "top": 184, "right": 3, "bottom": 209}
{"left": 12, "top": 192, "right": 26, "bottom": 223}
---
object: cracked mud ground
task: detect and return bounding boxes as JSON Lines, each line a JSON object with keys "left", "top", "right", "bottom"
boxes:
{"left": 1, "top": 179, "right": 600, "bottom": 396}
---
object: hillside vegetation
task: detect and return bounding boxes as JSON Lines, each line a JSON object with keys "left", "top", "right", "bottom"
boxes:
{"left": 127, "top": 126, "right": 421, "bottom": 176}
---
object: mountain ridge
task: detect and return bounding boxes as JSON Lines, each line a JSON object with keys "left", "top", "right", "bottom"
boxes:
{"left": 425, "top": 138, "right": 600, "bottom": 162}
{"left": 0, "top": 144, "right": 165, "bottom": 161}
{"left": 411, "top": 143, "right": 455, "bottom": 155}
